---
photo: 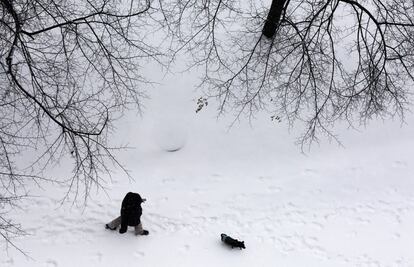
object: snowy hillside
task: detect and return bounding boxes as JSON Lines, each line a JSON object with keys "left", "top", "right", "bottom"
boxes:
{"left": 1, "top": 70, "right": 414, "bottom": 267}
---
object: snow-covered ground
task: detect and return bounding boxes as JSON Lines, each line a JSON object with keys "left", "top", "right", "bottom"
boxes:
{"left": 1, "top": 70, "right": 414, "bottom": 267}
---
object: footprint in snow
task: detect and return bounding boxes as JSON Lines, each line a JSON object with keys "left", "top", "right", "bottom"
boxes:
{"left": 392, "top": 160, "right": 408, "bottom": 168}
{"left": 44, "top": 259, "right": 58, "bottom": 267}
{"left": 179, "top": 244, "right": 191, "bottom": 253}
{"left": 267, "top": 186, "right": 282, "bottom": 193}
{"left": 134, "top": 251, "right": 145, "bottom": 258}
{"left": 302, "top": 168, "right": 318, "bottom": 176}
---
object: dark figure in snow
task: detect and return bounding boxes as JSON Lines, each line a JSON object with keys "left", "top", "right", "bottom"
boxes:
{"left": 221, "top": 233, "right": 245, "bottom": 249}
{"left": 105, "top": 192, "right": 149, "bottom": 235}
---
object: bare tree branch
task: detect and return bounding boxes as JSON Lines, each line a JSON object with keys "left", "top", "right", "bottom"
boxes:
{"left": 165, "top": 0, "right": 413, "bottom": 148}
{"left": 1, "top": 0, "right": 160, "bottom": 248}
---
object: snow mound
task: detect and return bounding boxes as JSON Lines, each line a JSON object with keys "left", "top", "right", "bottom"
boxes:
{"left": 152, "top": 118, "right": 188, "bottom": 152}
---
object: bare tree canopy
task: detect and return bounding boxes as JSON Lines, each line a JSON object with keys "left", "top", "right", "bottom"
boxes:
{"left": 164, "top": 0, "right": 414, "bottom": 146}
{"left": 1, "top": 0, "right": 159, "bottom": 246}
{"left": 1, "top": 0, "right": 414, "bottom": 250}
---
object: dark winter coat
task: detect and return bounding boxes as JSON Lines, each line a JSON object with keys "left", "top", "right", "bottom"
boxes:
{"left": 119, "top": 192, "right": 145, "bottom": 233}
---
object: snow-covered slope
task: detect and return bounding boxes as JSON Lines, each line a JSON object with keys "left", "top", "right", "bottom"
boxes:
{"left": 1, "top": 71, "right": 414, "bottom": 267}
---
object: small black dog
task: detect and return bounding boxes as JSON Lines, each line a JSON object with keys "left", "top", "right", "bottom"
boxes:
{"left": 221, "top": 233, "right": 246, "bottom": 249}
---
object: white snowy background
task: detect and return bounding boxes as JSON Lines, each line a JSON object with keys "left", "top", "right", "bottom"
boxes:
{"left": 1, "top": 59, "right": 414, "bottom": 266}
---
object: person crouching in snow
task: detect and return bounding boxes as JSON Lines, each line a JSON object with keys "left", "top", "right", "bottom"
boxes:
{"left": 105, "top": 192, "right": 149, "bottom": 235}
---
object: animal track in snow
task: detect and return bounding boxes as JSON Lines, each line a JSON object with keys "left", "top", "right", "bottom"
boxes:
{"left": 258, "top": 176, "right": 272, "bottom": 181}
{"left": 190, "top": 188, "right": 207, "bottom": 194}
{"left": 145, "top": 212, "right": 187, "bottom": 233}
{"left": 1, "top": 258, "right": 14, "bottom": 267}
{"left": 302, "top": 168, "right": 319, "bottom": 176}
{"left": 207, "top": 174, "right": 222, "bottom": 183}
{"left": 161, "top": 177, "right": 176, "bottom": 184}
{"left": 179, "top": 244, "right": 191, "bottom": 253}
{"left": 44, "top": 259, "right": 58, "bottom": 267}
{"left": 267, "top": 185, "right": 282, "bottom": 193}
{"left": 392, "top": 160, "right": 408, "bottom": 168}
{"left": 133, "top": 251, "right": 145, "bottom": 258}
{"left": 91, "top": 252, "right": 103, "bottom": 263}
